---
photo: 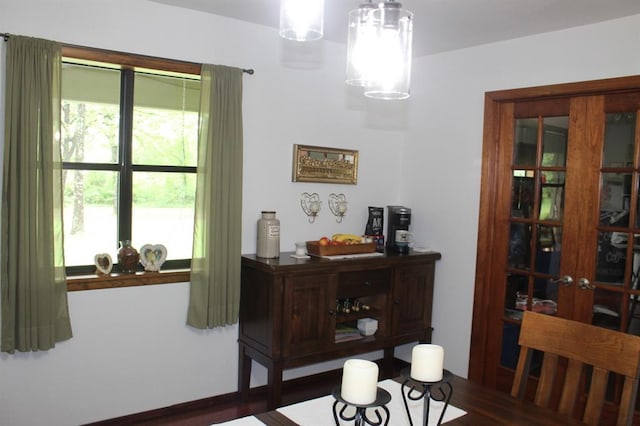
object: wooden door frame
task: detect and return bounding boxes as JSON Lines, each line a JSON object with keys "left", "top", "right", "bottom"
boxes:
{"left": 469, "top": 75, "right": 640, "bottom": 386}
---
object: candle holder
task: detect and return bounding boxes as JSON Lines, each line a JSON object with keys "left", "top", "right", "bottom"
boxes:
{"left": 331, "top": 386, "right": 391, "bottom": 426}
{"left": 400, "top": 367, "right": 453, "bottom": 426}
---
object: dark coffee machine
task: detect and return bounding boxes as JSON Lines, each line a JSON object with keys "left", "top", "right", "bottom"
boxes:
{"left": 386, "top": 206, "right": 411, "bottom": 253}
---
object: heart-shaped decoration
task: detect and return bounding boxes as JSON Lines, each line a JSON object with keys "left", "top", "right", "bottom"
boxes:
{"left": 94, "top": 253, "right": 113, "bottom": 275}
{"left": 139, "top": 244, "right": 168, "bottom": 272}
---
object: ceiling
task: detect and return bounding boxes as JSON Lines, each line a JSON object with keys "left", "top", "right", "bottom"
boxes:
{"left": 149, "top": 0, "right": 640, "bottom": 57}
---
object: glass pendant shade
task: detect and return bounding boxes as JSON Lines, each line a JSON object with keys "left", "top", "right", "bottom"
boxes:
{"left": 363, "top": 2, "right": 413, "bottom": 100}
{"left": 279, "top": 0, "right": 324, "bottom": 41}
{"left": 346, "top": 2, "right": 376, "bottom": 86}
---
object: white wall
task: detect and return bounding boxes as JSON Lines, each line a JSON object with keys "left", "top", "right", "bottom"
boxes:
{"left": 402, "top": 14, "right": 640, "bottom": 375}
{"left": 1, "top": 0, "right": 640, "bottom": 424}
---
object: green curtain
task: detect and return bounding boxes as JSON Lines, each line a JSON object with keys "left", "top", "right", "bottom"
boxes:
{"left": 187, "top": 64, "right": 243, "bottom": 329}
{"left": 1, "top": 35, "right": 72, "bottom": 353}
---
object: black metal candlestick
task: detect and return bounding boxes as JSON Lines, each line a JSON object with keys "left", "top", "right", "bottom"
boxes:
{"left": 331, "top": 386, "right": 392, "bottom": 426}
{"left": 400, "top": 368, "right": 453, "bottom": 426}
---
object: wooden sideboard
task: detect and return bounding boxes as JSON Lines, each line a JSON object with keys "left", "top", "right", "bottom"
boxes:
{"left": 238, "top": 250, "right": 441, "bottom": 409}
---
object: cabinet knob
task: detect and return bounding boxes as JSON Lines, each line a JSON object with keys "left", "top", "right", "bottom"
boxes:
{"left": 363, "top": 281, "right": 372, "bottom": 287}
{"left": 394, "top": 299, "right": 400, "bottom": 305}
{"left": 328, "top": 309, "right": 335, "bottom": 316}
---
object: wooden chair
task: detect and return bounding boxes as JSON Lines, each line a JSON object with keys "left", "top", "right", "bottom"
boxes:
{"left": 511, "top": 311, "right": 640, "bottom": 425}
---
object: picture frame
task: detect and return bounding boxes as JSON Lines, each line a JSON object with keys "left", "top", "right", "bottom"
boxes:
{"left": 292, "top": 144, "right": 358, "bottom": 184}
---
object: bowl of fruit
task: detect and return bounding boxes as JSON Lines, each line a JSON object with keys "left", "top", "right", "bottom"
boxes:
{"left": 306, "top": 234, "right": 376, "bottom": 257}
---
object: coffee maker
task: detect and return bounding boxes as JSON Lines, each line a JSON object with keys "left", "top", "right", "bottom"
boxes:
{"left": 386, "top": 206, "right": 411, "bottom": 253}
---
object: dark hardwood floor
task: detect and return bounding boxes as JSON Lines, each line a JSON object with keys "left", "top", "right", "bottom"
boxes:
{"left": 88, "top": 359, "right": 408, "bottom": 425}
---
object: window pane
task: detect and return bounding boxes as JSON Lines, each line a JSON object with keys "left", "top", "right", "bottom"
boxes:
{"left": 132, "top": 73, "right": 199, "bottom": 167}
{"left": 61, "top": 63, "right": 120, "bottom": 164}
{"left": 131, "top": 172, "right": 196, "bottom": 260}
{"left": 63, "top": 170, "right": 118, "bottom": 266}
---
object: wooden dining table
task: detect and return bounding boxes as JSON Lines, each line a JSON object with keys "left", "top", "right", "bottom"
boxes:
{"left": 251, "top": 374, "right": 585, "bottom": 425}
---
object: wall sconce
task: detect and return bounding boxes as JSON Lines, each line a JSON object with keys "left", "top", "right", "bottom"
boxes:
{"left": 301, "top": 192, "right": 322, "bottom": 223}
{"left": 328, "top": 193, "right": 348, "bottom": 223}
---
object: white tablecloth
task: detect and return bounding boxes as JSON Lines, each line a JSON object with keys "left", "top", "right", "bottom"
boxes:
{"left": 213, "top": 415, "right": 266, "bottom": 425}
{"left": 277, "top": 379, "right": 466, "bottom": 425}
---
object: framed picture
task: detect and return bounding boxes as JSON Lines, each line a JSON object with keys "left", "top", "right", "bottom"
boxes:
{"left": 292, "top": 144, "right": 358, "bottom": 184}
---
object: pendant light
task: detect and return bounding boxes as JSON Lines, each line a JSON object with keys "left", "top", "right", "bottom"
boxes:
{"left": 362, "top": 1, "right": 413, "bottom": 100}
{"left": 279, "top": 0, "right": 325, "bottom": 42}
{"left": 346, "top": 1, "right": 376, "bottom": 86}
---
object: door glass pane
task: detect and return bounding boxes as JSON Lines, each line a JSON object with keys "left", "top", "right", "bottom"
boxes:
{"left": 541, "top": 117, "right": 568, "bottom": 167}
{"left": 603, "top": 112, "right": 636, "bottom": 168}
{"left": 511, "top": 171, "right": 535, "bottom": 218}
{"left": 628, "top": 246, "right": 640, "bottom": 335}
{"left": 508, "top": 223, "right": 531, "bottom": 270}
{"left": 592, "top": 288, "right": 623, "bottom": 330}
{"left": 596, "top": 231, "right": 627, "bottom": 285}
{"left": 540, "top": 172, "right": 565, "bottom": 220}
{"left": 514, "top": 118, "right": 538, "bottom": 167}
{"left": 600, "top": 173, "right": 631, "bottom": 226}
{"left": 505, "top": 273, "right": 528, "bottom": 318}
{"left": 536, "top": 225, "right": 561, "bottom": 256}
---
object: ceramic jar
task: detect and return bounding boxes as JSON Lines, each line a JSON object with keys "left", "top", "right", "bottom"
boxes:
{"left": 257, "top": 211, "right": 280, "bottom": 258}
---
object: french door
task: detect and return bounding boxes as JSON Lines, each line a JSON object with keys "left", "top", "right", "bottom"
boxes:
{"left": 470, "top": 77, "right": 640, "bottom": 405}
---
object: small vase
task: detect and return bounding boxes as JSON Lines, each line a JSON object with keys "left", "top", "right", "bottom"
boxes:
{"left": 118, "top": 240, "right": 140, "bottom": 273}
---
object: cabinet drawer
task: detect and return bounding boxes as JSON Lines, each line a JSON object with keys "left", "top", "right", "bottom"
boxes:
{"left": 338, "top": 268, "right": 391, "bottom": 297}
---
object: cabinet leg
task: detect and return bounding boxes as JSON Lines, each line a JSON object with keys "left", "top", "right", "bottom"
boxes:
{"left": 384, "top": 347, "right": 395, "bottom": 362}
{"left": 238, "top": 345, "right": 252, "bottom": 402}
{"left": 267, "top": 362, "right": 284, "bottom": 410}
{"left": 380, "top": 347, "right": 396, "bottom": 377}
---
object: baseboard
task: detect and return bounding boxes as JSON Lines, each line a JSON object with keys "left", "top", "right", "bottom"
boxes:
{"left": 87, "top": 358, "right": 409, "bottom": 425}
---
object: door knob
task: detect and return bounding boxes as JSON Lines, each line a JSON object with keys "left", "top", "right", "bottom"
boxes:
{"left": 578, "top": 277, "right": 596, "bottom": 290}
{"left": 553, "top": 275, "right": 574, "bottom": 286}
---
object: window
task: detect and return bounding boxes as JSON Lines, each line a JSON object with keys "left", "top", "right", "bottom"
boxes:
{"left": 61, "top": 51, "right": 201, "bottom": 278}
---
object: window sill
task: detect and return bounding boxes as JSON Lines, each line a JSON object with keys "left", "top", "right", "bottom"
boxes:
{"left": 67, "top": 269, "right": 190, "bottom": 291}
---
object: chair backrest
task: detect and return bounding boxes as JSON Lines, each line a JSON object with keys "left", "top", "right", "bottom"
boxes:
{"left": 511, "top": 311, "right": 640, "bottom": 425}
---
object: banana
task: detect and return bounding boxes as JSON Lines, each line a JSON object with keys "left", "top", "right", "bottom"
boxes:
{"left": 331, "top": 234, "right": 364, "bottom": 244}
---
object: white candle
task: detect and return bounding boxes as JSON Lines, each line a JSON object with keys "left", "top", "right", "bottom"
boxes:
{"left": 341, "top": 359, "right": 379, "bottom": 405}
{"left": 410, "top": 344, "right": 444, "bottom": 382}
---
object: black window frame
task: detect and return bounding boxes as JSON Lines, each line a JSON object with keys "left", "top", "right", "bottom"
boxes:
{"left": 61, "top": 48, "right": 202, "bottom": 277}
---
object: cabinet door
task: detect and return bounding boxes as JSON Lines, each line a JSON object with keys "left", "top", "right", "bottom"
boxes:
{"left": 392, "top": 263, "right": 434, "bottom": 337}
{"left": 282, "top": 273, "right": 336, "bottom": 357}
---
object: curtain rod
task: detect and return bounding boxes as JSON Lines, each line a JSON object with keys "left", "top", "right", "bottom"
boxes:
{"left": 1, "top": 33, "right": 254, "bottom": 75}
